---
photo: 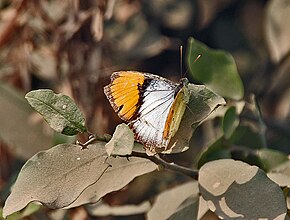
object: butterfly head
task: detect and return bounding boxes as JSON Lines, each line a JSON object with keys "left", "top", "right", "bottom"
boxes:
{"left": 179, "top": 77, "right": 189, "bottom": 86}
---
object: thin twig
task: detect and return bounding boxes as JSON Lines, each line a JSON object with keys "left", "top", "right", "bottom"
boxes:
{"left": 76, "top": 134, "right": 110, "bottom": 149}
{"left": 77, "top": 133, "right": 199, "bottom": 179}
{"left": 129, "top": 151, "right": 199, "bottom": 180}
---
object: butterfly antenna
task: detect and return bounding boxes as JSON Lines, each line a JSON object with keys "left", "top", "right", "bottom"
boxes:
{"left": 182, "top": 54, "right": 202, "bottom": 78}
{"left": 180, "top": 45, "right": 183, "bottom": 78}
{"left": 193, "top": 54, "right": 202, "bottom": 64}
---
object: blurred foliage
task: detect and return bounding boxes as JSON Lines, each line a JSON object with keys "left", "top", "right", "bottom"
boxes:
{"left": 1, "top": 0, "right": 290, "bottom": 219}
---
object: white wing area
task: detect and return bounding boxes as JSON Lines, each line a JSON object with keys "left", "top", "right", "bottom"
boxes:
{"left": 129, "top": 79, "right": 177, "bottom": 148}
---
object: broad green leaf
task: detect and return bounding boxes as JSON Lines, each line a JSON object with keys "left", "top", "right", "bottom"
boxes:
{"left": 255, "top": 149, "right": 288, "bottom": 172}
{"left": 228, "top": 125, "right": 263, "bottom": 149}
{"left": 164, "top": 84, "right": 226, "bottom": 154}
{"left": 1, "top": 207, "right": 21, "bottom": 220}
{"left": 19, "top": 203, "right": 41, "bottom": 218}
{"left": 147, "top": 181, "right": 199, "bottom": 220}
{"left": 228, "top": 136, "right": 287, "bottom": 172}
{"left": 197, "top": 137, "right": 231, "bottom": 168}
{"left": 203, "top": 100, "right": 245, "bottom": 122}
{"left": 105, "top": 123, "right": 134, "bottom": 156}
{"left": 199, "top": 159, "right": 287, "bottom": 219}
{"left": 65, "top": 156, "right": 157, "bottom": 208}
{"left": 3, "top": 143, "right": 157, "bottom": 217}
{"left": 52, "top": 132, "right": 76, "bottom": 146}
{"left": 187, "top": 37, "right": 244, "bottom": 100}
{"left": 25, "top": 89, "right": 86, "bottom": 135}
{"left": 0, "top": 83, "right": 52, "bottom": 159}
{"left": 3, "top": 143, "right": 108, "bottom": 217}
{"left": 167, "top": 196, "right": 198, "bottom": 220}
{"left": 222, "top": 106, "right": 239, "bottom": 139}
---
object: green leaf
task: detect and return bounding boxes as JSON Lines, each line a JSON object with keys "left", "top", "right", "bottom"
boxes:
{"left": 3, "top": 143, "right": 109, "bottom": 217}
{"left": 222, "top": 106, "right": 239, "bottom": 139}
{"left": 255, "top": 149, "right": 288, "bottom": 172}
{"left": 167, "top": 196, "right": 198, "bottom": 220}
{"left": 1, "top": 207, "right": 21, "bottom": 220}
{"left": 105, "top": 123, "right": 134, "bottom": 156}
{"left": 19, "top": 203, "right": 41, "bottom": 219}
{"left": 64, "top": 156, "right": 157, "bottom": 209}
{"left": 147, "top": 181, "right": 199, "bottom": 220}
{"left": 164, "top": 84, "right": 226, "bottom": 154}
{"left": 199, "top": 159, "right": 287, "bottom": 219}
{"left": 187, "top": 37, "right": 244, "bottom": 100}
{"left": 197, "top": 137, "right": 232, "bottom": 168}
{"left": 25, "top": 89, "right": 86, "bottom": 135}
{"left": 229, "top": 147, "right": 287, "bottom": 172}
{"left": 3, "top": 143, "right": 157, "bottom": 217}
{"left": 228, "top": 125, "right": 263, "bottom": 149}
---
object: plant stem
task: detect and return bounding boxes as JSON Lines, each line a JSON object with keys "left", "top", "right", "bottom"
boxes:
{"left": 129, "top": 151, "right": 199, "bottom": 180}
{"left": 78, "top": 133, "right": 199, "bottom": 179}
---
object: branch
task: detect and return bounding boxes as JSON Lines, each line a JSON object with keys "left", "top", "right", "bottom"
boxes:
{"left": 77, "top": 133, "right": 199, "bottom": 179}
{"left": 76, "top": 134, "right": 109, "bottom": 149}
{"left": 129, "top": 151, "right": 199, "bottom": 180}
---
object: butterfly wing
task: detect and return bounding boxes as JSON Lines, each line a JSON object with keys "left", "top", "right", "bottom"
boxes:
{"left": 129, "top": 77, "right": 178, "bottom": 149}
{"left": 104, "top": 71, "right": 179, "bottom": 150}
{"left": 104, "top": 71, "right": 145, "bottom": 121}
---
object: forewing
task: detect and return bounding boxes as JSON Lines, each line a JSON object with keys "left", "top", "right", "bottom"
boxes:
{"left": 104, "top": 71, "right": 145, "bottom": 121}
{"left": 104, "top": 71, "right": 180, "bottom": 152}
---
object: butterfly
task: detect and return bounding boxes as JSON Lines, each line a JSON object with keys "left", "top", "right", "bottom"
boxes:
{"left": 104, "top": 71, "right": 190, "bottom": 154}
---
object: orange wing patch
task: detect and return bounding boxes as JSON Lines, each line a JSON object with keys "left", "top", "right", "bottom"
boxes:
{"left": 104, "top": 71, "right": 145, "bottom": 121}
